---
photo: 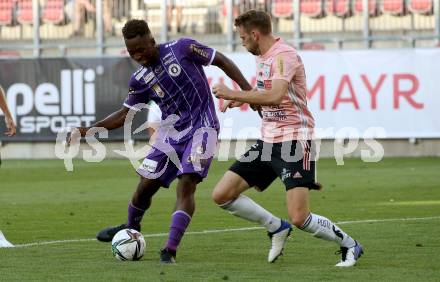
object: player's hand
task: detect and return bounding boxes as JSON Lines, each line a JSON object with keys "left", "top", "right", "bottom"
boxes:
{"left": 212, "top": 83, "right": 235, "bottom": 100}
{"left": 4, "top": 115, "right": 16, "bottom": 137}
{"left": 220, "top": 100, "right": 244, "bottom": 112}
{"left": 66, "top": 127, "right": 86, "bottom": 146}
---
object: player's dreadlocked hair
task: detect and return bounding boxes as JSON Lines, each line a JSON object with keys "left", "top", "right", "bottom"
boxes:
{"left": 234, "top": 10, "right": 272, "bottom": 35}
{"left": 122, "top": 19, "right": 152, "bottom": 39}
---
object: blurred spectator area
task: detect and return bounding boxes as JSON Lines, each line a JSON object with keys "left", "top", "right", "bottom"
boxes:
{"left": 270, "top": 0, "right": 435, "bottom": 33}
{"left": 0, "top": 0, "right": 223, "bottom": 39}
{"left": 0, "top": 0, "right": 436, "bottom": 40}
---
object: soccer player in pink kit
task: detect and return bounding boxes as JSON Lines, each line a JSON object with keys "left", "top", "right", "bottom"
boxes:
{"left": 212, "top": 10, "right": 363, "bottom": 267}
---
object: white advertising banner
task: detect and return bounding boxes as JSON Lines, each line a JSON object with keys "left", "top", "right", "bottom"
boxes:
{"left": 204, "top": 49, "right": 440, "bottom": 139}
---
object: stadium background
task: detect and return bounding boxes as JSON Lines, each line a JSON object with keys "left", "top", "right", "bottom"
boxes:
{"left": 0, "top": 1, "right": 439, "bottom": 281}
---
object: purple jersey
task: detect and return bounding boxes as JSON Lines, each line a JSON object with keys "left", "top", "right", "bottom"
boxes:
{"left": 123, "top": 38, "right": 219, "bottom": 143}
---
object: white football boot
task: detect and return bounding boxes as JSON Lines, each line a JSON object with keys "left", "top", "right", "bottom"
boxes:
{"left": 335, "top": 241, "right": 364, "bottom": 267}
{"left": 267, "top": 220, "right": 292, "bottom": 263}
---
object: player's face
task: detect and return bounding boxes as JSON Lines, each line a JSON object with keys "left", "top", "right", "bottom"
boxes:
{"left": 125, "top": 35, "right": 159, "bottom": 67}
{"left": 237, "top": 26, "right": 260, "bottom": 56}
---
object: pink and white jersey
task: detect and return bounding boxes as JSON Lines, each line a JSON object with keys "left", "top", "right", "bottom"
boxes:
{"left": 256, "top": 38, "right": 314, "bottom": 143}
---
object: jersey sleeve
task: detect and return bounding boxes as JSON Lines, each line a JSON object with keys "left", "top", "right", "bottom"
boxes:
{"left": 123, "top": 74, "right": 150, "bottom": 111}
{"left": 271, "top": 52, "right": 301, "bottom": 82}
{"left": 178, "top": 38, "right": 216, "bottom": 66}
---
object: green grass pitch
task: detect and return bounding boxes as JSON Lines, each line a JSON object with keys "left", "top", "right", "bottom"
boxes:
{"left": 0, "top": 157, "right": 439, "bottom": 281}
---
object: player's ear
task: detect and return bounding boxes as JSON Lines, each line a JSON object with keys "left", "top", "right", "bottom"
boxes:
{"left": 251, "top": 30, "right": 259, "bottom": 41}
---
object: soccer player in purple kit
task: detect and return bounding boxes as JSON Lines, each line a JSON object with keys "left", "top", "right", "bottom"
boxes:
{"left": 69, "top": 19, "right": 252, "bottom": 263}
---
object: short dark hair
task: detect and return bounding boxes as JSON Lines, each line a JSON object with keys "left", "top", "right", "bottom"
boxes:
{"left": 122, "top": 19, "right": 151, "bottom": 39}
{"left": 234, "top": 10, "right": 272, "bottom": 35}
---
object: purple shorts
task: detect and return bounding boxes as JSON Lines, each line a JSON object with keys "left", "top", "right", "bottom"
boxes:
{"left": 137, "top": 128, "right": 218, "bottom": 187}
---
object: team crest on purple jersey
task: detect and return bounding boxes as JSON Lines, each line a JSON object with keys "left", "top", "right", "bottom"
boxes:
{"left": 168, "top": 63, "right": 181, "bottom": 77}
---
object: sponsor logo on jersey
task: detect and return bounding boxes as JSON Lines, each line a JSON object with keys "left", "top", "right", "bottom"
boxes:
{"left": 190, "top": 44, "right": 210, "bottom": 59}
{"left": 142, "top": 72, "right": 155, "bottom": 84}
{"left": 135, "top": 67, "right": 147, "bottom": 81}
{"left": 152, "top": 84, "right": 165, "bottom": 98}
{"left": 141, "top": 158, "right": 158, "bottom": 173}
{"left": 263, "top": 108, "right": 287, "bottom": 121}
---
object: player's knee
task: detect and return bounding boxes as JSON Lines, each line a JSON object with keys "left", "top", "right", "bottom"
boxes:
{"left": 289, "top": 213, "right": 309, "bottom": 228}
{"left": 212, "top": 183, "right": 238, "bottom": 205}
{"left": 212, "top": 188, "right": 227, "bottom": 205}
{"left": 132, "top": 178, "right": 161, "bottom": 207}
{"left": 176, "top": 174, "right": 198, "bottom": 201}
{"left": 212, "top": 172, "right": 246, "bottom": 205}
{"left": 137, "top": 178, "right": 159, "bottom": 194}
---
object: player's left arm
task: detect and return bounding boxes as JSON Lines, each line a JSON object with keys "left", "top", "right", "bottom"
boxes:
{"left": 211, "top": 52, "right": 252, "bottom": 91}
{"left": 182, "top": 38, "right": 252, "bottom": 91}
{"left": 212, "top": 79, "right": 288, "bottom": 106}
{"left": 0, "top": 85, "right": 16, "bottom": 136}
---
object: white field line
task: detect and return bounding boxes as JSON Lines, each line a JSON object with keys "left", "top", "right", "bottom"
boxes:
{"left": 8, "top": 215, "right": 440, "bottom": 249}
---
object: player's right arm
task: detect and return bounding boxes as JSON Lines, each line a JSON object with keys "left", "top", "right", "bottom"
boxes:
{"left": 76, "top": 107, "right": 130, "bottom": 136}
{"left": 66, "top": 106, "right": 130, "bottom": 146}
{"left": 73, "top": 71, "right": 150, "bottom": 138}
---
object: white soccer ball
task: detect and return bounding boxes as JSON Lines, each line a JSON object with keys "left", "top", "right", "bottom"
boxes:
{"left": 111, "top": 229, "right": 146, "bottom": 261}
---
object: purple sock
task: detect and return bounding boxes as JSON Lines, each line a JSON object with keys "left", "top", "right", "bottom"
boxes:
{"left": 165, "top": 210, "right": 191, "bottom": 251}
{"left": 127, "top": 202, "right": 145, "bottom": 229}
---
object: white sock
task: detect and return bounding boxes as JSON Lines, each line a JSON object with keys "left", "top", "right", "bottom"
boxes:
{"left": 219, "top": 195, "right": 281, "bottom": 233}
{"left": 300, "top": 213, "right": 356, "bottom": 248}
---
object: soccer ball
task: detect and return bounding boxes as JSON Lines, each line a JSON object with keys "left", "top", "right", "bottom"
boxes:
{"left": 111, "top": 229, "right": 145, "bottom": 261}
